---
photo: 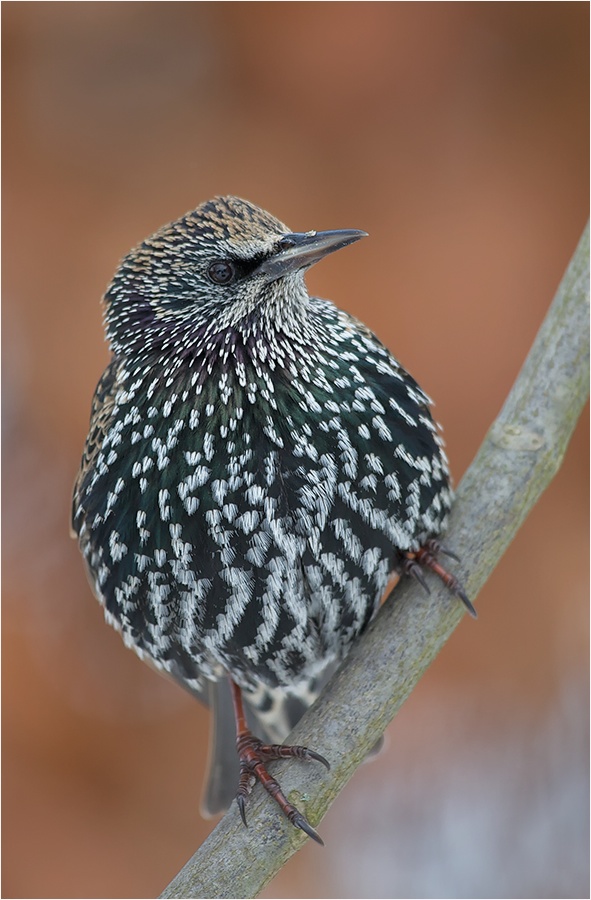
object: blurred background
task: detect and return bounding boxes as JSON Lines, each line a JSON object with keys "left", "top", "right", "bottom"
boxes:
{"left": 2, "top": 3, "right": 589, "bottom": 898}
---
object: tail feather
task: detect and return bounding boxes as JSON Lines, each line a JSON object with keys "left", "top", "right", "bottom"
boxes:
{"left": 201, "top": 680, "right": 241, "bottom": 817}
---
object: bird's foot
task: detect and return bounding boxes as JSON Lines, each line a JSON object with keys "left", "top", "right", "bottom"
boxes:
{"left": 235, "top": 731, "right": 329, "bottom": 844}
{"left": 403, "top": 538, "right": 477, "bottom": 618}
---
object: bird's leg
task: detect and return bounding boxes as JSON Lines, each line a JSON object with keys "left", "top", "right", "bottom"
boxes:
{"left": 403, "top": 538, "right": 477, "bottom": 618}
{"left": 229, "top": 678, "right": 329, "bottom": 845}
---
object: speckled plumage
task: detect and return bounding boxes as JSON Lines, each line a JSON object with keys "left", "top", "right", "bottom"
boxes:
{"left": 72, "top": 196, "right": 464, "bottom": 837}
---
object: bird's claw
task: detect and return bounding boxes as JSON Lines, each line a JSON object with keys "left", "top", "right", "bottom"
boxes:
{"left": 234, "top": 732, "right": 327, "bottom": 844}
{"left": 403, "top": 541, "right": 477, "bottom": 618}
{"left": 291, "top": 811, "right": 324, "bottom": 845}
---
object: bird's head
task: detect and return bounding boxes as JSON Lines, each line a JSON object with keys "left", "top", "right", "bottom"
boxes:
{"left": 104, "top": 195, "right": 366, "bottom": 359}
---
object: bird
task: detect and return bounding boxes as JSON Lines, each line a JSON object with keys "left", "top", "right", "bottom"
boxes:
{"left": 72, "top": 195, "right": 474, "bottom": 845}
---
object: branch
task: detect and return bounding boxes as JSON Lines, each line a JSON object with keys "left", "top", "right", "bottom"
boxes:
{"left": 160, "top": 223, "right": 589, "bottom": 899}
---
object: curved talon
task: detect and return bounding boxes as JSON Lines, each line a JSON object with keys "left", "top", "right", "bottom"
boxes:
{"left": 402, "top": 558, "right": 431, "bottom": 595}
{"left": 236, "top": 794, "right": 248, "bottom": 827}
{"left": 455, "top": 587, "right": 477, "bottom": 619}
{"left": 305, "top": 749, "right": 331, "bottom": 770}
{"left": 292, "top": 811, "right": 324, "bottom": 845}
{"left": 428, "top": 541, "right": 460, "bottom": 563}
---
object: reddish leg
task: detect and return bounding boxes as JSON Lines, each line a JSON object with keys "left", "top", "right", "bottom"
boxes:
{"left": 229, "top": 678, "right": 329, "bottom": 845}
{"left": 403, "top": 538, "right": 477, "bottom": 618}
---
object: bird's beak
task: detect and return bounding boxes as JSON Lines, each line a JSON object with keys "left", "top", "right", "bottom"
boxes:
{"left": 253, "top": 229, "right": 368, "bottom": 283}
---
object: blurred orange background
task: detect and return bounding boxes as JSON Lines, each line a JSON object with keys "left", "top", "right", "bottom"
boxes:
{"left": 2, "top": 4, "right": 589, "bottom": 898}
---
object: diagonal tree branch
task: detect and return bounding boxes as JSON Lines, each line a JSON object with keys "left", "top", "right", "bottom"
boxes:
{"left": 160, "top": 223, "right": 589, "bottom": 900}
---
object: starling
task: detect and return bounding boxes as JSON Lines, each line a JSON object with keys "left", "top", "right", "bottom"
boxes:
{"left": 72, "top": 196, "right": 474, "bottom": 844}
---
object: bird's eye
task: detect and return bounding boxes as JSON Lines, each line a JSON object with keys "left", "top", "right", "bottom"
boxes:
{"left": 277, "top": 237, "right": 296, "bottom": 251}
{"left": 207, "top": 260, "right": 236, "bottom": 285}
